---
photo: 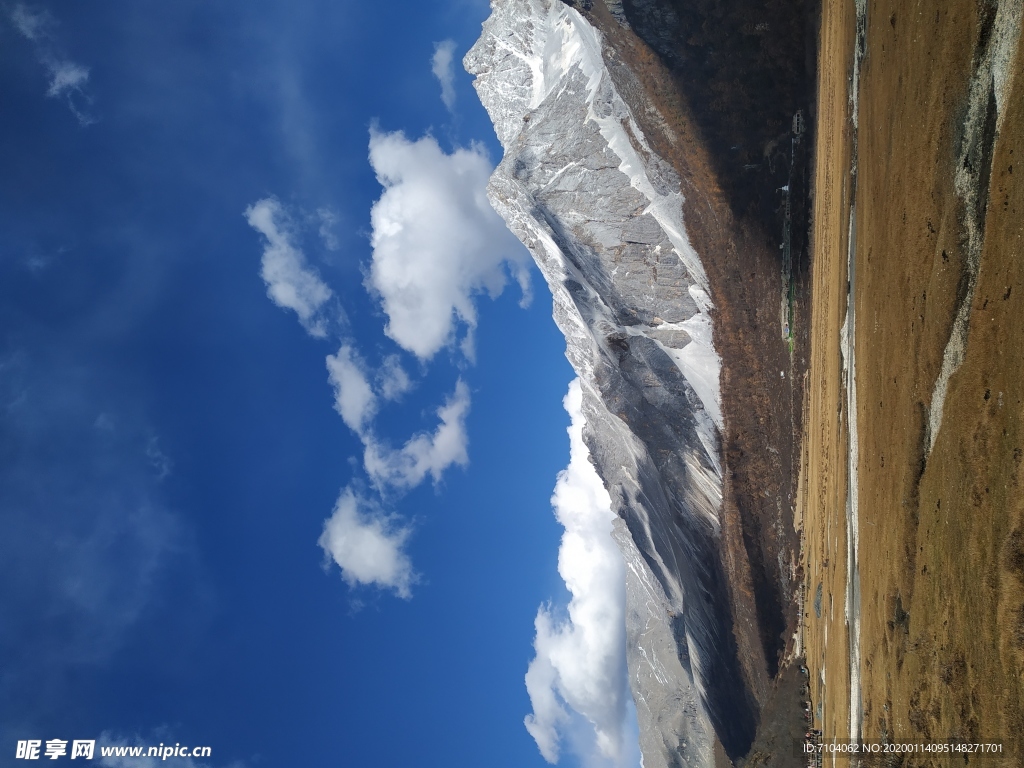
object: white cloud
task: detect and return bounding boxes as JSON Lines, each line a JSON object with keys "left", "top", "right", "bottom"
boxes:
{"left": 318, "top": 487, "right": 415, "bottom": 598}
{"left": 376, "top": 354, "right": 413, "bottom": 401}
{"left": 363, "top": 379, "right": 470, "bottom": 490}
{"left": 326, "top": 345, "right": 463, "bottom": 487}
{"left": 317, "top": 361, "right": 464, "bottom": 601}
{"left": 46, "top": 60, "right": 88, "bottom": 98}
{"left": 431, "top": 39, "right": 457, "bottom": 111}
{"left": 326, "top": 345, "right": 377, "bottom": 434}
{"left": 525, "top": 380, "right": 631, "bottom": 767}
{"left": 367, "top": 129, "right": 530, "bottom": 361}
{"left": 145, "top": 436, "right": 172, "bottom": 480}
{"left": 245, "top": 198, "right": 334, "bottom": 337}
{"left": 43, "top": 57, "right": 94, "bottom": 125}
{"left": 251, "top": 120, "right": 535, "bottom": 607}
{"left": 316, "top": 207, "right": 340, "bottom": 251}
{"left": 9, "top": 4, "right": 50, "bottom": 40}
{"left": 8, "top": 4, "right": 95, "bottom": 125}
{"left": 524, "top": 642, "right": 570, "bottom": 762}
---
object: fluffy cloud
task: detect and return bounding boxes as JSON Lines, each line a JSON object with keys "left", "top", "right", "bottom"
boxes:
{"left": 248, "top": 124, "right": 531, "bottom": 603}
{"left": 317, "top": 363, "right": 465, "bottom": 597}
{"left": 524, "top": 380, "right": 631, "bottom": 767}
{"left": 363, "top": 379, "right": 470, "bottom": 490}
{"left": 367, "top": 129, "right": 530, "bottom": 361}
{"left": 245, "top": 198, "right": 334, "bottom": 337}
{"left": 431, "top": 39, "right": 457, "bottom": 111}
{"left": 318, "top": 487, "right": 415, "bottom": 598}
{"left": 326, "top": 345, "right": 377, "bottom": 435}
{"left": 245, "top": 189, "right": 480, "bottom": 599}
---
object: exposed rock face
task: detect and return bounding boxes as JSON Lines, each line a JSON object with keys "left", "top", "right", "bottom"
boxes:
{"left": 467, "top": 1, "right": 764, "bottom": 764}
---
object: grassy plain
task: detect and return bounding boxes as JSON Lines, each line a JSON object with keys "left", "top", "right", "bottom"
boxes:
{"left": 803, "top": 0, "right": 1024, "bottom": 764}
{"left": 800, "top": 0, "right": 856, "bottom": 753}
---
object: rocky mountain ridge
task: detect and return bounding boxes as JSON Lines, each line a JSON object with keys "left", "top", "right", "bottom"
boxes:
{"left": 469, "top": 2, "right": 749, "bottom": 765}
{"left": 467, "top": 0, "right": 814, "bottom": 764}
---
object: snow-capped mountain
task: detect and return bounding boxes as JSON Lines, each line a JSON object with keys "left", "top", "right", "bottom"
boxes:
{"left": 467, "top": 1, "right": 769, "bottom": 764}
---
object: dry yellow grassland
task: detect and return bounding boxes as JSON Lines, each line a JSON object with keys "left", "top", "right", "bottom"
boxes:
{"left": 801, "top": 0, "right": 857, "bottom": 759}
{"left": 805, "top": 0, "right": 1024, "bottom": 764}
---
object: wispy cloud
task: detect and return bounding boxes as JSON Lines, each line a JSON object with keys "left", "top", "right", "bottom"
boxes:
{"left": 316, "top": 207, "right": 340, "bottom": 251}
{"left": 326, "top": 344, "right": 378, "bottom": 435}
{"left": 525, "top": 380, "right": 632, "bottom": 767}
{"left": 145, "top": 435, "right": 173, "bottom": 480}
{"left": 431, "top": 39, "right": 457, "bottom": 111}
{"left": 245, "top": 197, "right": 335, "bottom": 338}
{"left": 7, "top": 3, "right": 95, "bottom": 125}
{"left": 317, "top": 487, "right": 415, "bottom": 598}
{"left": 324, "top": 344, "right": 470, "bottom": 492}
{"left": 367, "top": 129, "right": 530, "bottom": 361}
{"left": 362, "top": 379, "right": 470, "bottom": 491}
{"left": 43, "top": 58, "right": 93, "bottom": 124}
{"left": 0, "top": 352, "right": 202, "bottom": 721}
{"left": 46, "top": 59, "right": 89, "bottom": 97}
{"left": 9, "top": 3, "right": 49, "bottom": 40}
{"left": 376, "top": 354, "right": 412, "bottom": 402}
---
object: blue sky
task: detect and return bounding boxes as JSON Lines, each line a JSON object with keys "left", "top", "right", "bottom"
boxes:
{"left": 0, "top": 1, "right": 639, "bottom": 766}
